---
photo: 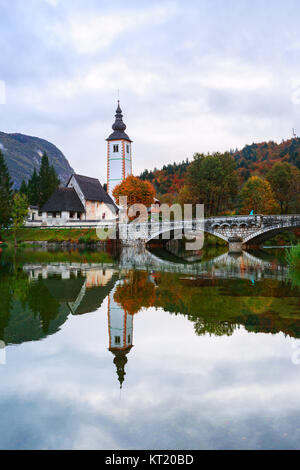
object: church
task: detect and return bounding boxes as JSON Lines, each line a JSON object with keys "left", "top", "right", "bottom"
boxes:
{"left": 30, "top": 101, "right": 133, "bottom": 226}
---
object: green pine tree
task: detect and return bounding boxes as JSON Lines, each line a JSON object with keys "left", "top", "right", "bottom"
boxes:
{"left": 0, "top": 150, "right": 13, "bottom": 236}
{"left": 38, "top": 153, "right": 51, "bottom": 208}
{"left": 38, "top": 153, "right": 59, "bottom": 208}
{"left": 19, "top": 179, "right": 28, "bottom": 197}
{"left": 27, "top": 168, "right": 39, "bottom": 206}
{"left": 49, "top": 164, "right": 60, "bottom": 194}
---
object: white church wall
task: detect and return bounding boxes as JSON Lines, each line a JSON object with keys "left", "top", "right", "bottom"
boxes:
{"left": 125, "top": 158, "right": 131, "bottom": 178}
{"left": 109, "top": 158, "right": 123, "bottom": 179}
{"left": 108, "top": 139, "right": 132, "bottom": 198}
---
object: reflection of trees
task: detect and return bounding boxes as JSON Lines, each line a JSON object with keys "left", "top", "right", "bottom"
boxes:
{"left": 114, "top": 271, "right": 156, "bottom": 315}
{"left": 0, "top": 250, "right": 62, "bottom": 341}
{"left": 155, "top": 272, "right": 300, "bottom": 339}
{"left": 192, "top": 319, "right": 237, "bottom": 337}
{"left": 26, "top": 280, "right": 60, "bottom": 333}
{"left": 112, "top": 270, "right": 300, "bottom": 339}
{"left": 0, "top": 263, "right": 13, "bottom": 341}
{"left": 0, "top": 251, "right": 31, "bottom": 340}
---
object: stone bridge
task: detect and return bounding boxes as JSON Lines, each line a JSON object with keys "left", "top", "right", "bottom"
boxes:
{"left": 118, "top": 214, "right": 300, "bottom": 252}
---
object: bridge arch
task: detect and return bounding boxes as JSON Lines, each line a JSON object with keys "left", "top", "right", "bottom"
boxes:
{"left": 244, "top": 225, "right": 300, "bottom": 245}
{"left": 146, "top": 225, "right": 229, "bottom": 245}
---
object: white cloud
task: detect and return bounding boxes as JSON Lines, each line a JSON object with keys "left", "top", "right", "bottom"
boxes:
{"left": 53, "top": 4, "right": 177, "bottom": 54}
{"left": 0, "top": 80, "right": 6, "bottom": 105}
{"left": 49, "top": 59, "right": 165, "bottom": 98}
{"left": 45, "top": 0, "right": 60, "bottom": 6}
{"left": 184, "top": 59, "right": 273, "bottom": 92}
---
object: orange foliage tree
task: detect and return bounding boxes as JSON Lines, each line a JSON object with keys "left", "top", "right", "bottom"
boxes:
{"left": 240, "top": 176, "right": 279, "bottom": 214}
{"left": 113, "top": 175, "right": 155, "bottom": 207}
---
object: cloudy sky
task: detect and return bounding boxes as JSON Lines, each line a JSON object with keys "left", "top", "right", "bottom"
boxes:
{"left": 1, "top": 0, "right": 300, "bottom": 182}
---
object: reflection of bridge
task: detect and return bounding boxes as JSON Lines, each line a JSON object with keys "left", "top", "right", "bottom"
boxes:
{"left": 104, "top": 214, "right": 300, "bottom": 251}
{"left": 23, "top": 246, "right": 289, "bottom": 281}
{"left": 24, "top": 245, "right": 288, "bottom": 281}
{"left": 119, "top": 246, "right": 288, "bottom": 281}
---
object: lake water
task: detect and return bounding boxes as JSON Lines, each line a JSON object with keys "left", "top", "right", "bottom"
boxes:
{"left": 0, "top": 245, "right": 299, "bottom": 450}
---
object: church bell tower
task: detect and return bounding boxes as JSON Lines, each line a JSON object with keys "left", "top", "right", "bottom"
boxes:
{"left": 106, "top": 101, "right": 132, "bottom": 199}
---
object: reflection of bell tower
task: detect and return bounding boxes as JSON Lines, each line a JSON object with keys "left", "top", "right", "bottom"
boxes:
{"left": 108, "top": 282, "right": 134, "bottom": 388}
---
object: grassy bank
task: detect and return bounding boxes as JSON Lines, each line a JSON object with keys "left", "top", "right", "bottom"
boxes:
{"left": 1, "top": 228, "right": 227, "bottom": 246}
{"left": 286, "top": 244, "right": 300, "bottom": 271}
{"left": 2, "top": 228, "right": 101, "bottom": 244}
{"left": 1, "top": 247, "right": 114, "bottom": 265}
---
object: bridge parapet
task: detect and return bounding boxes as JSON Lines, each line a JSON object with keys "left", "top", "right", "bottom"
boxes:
{"left": 205, "top": 215, "right": 263, "bottom": 230}
{"left": 94, "top": 214, "right": 300, "bottom": 248}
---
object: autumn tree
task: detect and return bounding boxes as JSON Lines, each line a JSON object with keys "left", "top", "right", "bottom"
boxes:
{"left": 267, "top": 162, "right": 300, "bottom": 214}
{"left": 239, "top": 176, "right": 279, "bottom": 214}
{"left": 113, "top": 175, "right": 155, "bottom": 208}
{"left": 0, "top": 150, "right": 13, "bottom": 237}
{"left": 179, "top": 152, "right": 239, "bottom": 216}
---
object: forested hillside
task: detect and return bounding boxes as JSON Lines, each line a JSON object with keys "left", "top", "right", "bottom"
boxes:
{"left": 140, "top": 138, "right": 300, "bottom": 199}
{"left": 140, "top": 160, "right": 189, "bottom": 197}
{"left": 233, "top": 138, "right": 300, "bottom": 180}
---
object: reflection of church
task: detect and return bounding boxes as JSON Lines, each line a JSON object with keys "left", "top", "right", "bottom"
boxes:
{"left": 23, "top": 264, "right": 134, "bottom": 388}
{"left": 108, "top": 283, "right": 134, "bottom": 388}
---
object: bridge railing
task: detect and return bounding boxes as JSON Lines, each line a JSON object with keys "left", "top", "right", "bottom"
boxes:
{"left": 261, "top": 215, "right": 300, "bottom": 227}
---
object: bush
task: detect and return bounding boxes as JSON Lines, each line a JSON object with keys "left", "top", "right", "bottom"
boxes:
{"left": 78, "top": 236, "right": 95, "bottom": 245}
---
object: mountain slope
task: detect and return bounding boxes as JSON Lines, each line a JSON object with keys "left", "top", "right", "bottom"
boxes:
{"left": 0, "top": 132, "right": 74, "bottom": 188}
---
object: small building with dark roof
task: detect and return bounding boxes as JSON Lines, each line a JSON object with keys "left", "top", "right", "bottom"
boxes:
{"left": 40, "top": 174, "right": 118, "bottom": 224}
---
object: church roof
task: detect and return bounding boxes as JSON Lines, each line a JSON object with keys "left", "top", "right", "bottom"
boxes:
{"left": 71, "top": 174, "right": 118, "bottom": 210}
{"left": 41, "top": 187, "right": 85, "bottom": 213}
{"left": 106, "top": 101, "right": 132, "bottom": 142}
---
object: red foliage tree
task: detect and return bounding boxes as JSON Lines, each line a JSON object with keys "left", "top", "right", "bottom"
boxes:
{"left": 113, "top": 175, "right": 155, "bottom": 207}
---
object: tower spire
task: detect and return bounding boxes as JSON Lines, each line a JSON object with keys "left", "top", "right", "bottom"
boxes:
{"left": 106, "top": 101, "right": 133, "bottom": 198}
{"left": 110, "top": 348, "right": 132, "bottom": 389}
{"left": 112, "top": 101, "right": 126, "bottom": 132}
{"left": 106, "top": 101, "right": 132, "bottom": 142}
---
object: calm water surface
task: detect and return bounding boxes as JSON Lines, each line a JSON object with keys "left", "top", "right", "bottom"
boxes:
{"left": 0, "top": 245, "right": 299, "bottom": 450}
